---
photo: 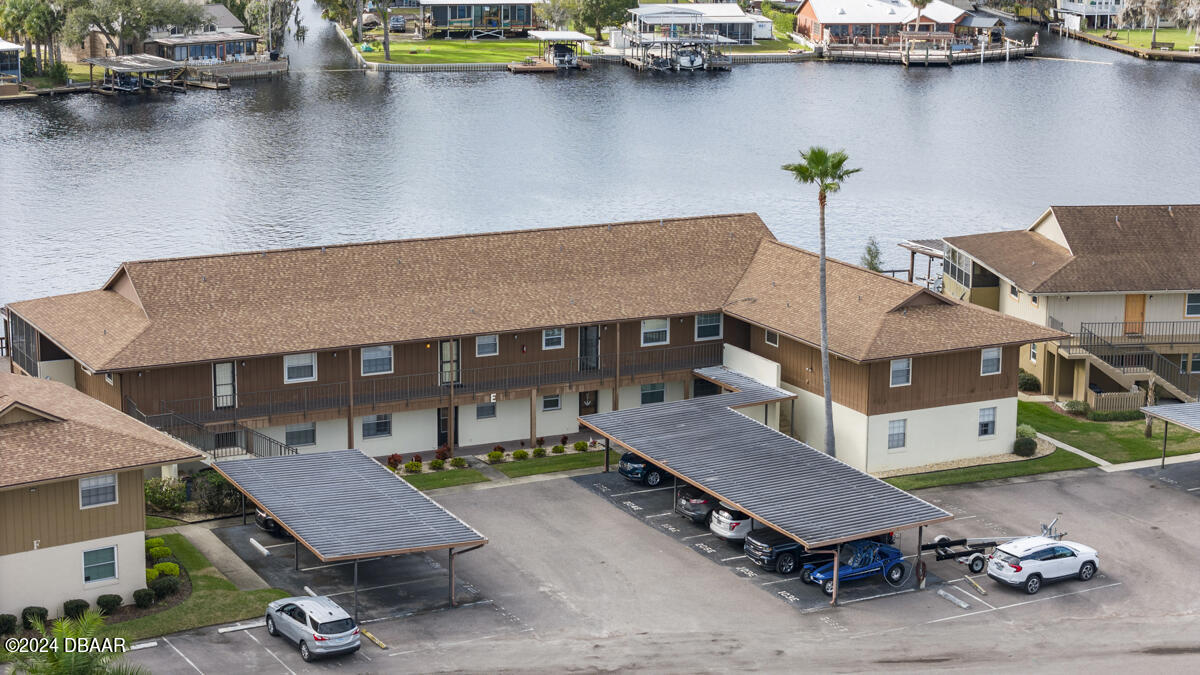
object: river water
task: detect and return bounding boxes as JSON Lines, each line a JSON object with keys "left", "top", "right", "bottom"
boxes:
{"left": 2, "top": 4, "right": 1199, "bottom": 304}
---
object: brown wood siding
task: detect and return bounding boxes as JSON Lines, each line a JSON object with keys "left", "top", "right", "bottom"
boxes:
{"left": 0, "top": 470, "right": 143, "bottom": 555}
{"left": 75, "top": 362, "right": 122, "bottom": 410}
{"left": 723, "top": 316, "right": 751, "bottom": 351}
{"left": 745, "top": 326, "right": 870, "bottom": 413}
{"left": 123, "top": 362, "right": 211, "bottom": 414}
{"left": 866, "top": 345, "right": 1019, "bottom": 415}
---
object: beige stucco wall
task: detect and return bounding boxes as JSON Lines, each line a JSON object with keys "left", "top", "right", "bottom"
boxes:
{"left": 458, "top": 397, "right": 531, "bottom": 447}
{"left": 998, "top": 280, "right": 1049, "bottom": 325}
{"left": 0, "top": 530, "right": 145, "bottom": 618}
{"left": 865, "top": 396, "right": 1017, "bottom": 473}
{"left": 781, "top": 383, "right": 868, "bottom": 471}
{"left": 37, "top": 359, "right": 77, "bottom": 388}
{"left": 260, "top": 418, "right": 351, "bottom": 454}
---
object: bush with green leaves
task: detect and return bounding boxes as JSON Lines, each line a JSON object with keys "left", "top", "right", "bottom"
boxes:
{"left": 1087, "top": 409, "right": 1146, "bottom": 422}
{"left": 146, "top": 568, "right": 159, "bottom": 584}
{"left": 21, "top": 607, "right": 47, "bottom": 630}
{"left": 149, "top": 575, "right": 180, "bottom": 599}
{"left": 551, "top": 445, "right": 566, "bottom": 454}
{"left": 1013, "top": 437, "right": 1038, "bottom": 457}
{"left": 450, "top": 457, "right": 467, "bottom": 468}
{"left": 148, "top": 546, "right": 173, "bottom": 561}
{"left": 533, "top": 447, "right": 547, "bottom": 458}
{"left": 404, "top": 461, "right": 422, "bottom": 473}
{"left": 0, "top": 614, "right": 17, "bottom": 635}
{"left": 145, "top": 477, "right": 186, "bottom": 514}
{"left": 154, "top": 562, "right": 181, "bottom": 577}
{"left": 62, "top": 599, "right": 89, "bottom": 620}
{"left": 486, "top": 450, "right": 504, "bottom": 463}
{"left": 96, "top": 594, "right": 122, "bottom": 615}
{"left": 144, "top": 537, "right": 166, "bottom": 551}
{"left": 1017, "top": 370, "right": 1041, "bottom": 392}
{"left": 573, "top": 440, "right": 588, "bottom": 452}
{"left": 1016, "top": 424, "right": 1037, "bottom": 439}
{"left": 430, "top": 458, "right": 445, "bottom": 470}
{"left": 512, "top": 449, "right": 529, "bottom": 460}
{"left": 133, "top": 589, "right": 156, "bottom": 609}
{"left": 1063, "top": 400, "right": 1089, "bottom": 415}
{"left": 194, "top": 470, "right": 241, "bottom": 514}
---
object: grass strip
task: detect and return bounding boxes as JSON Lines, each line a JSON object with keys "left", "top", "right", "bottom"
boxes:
{"left": 1017, "top": 400, "right": 1200, "bottom": 464}
{"left": 496, "top": 450, "right": 622, "bottom": 478}
{"left": 402, "top": 468, "right": 490, "bottom": 490}
{"left": 885, "top": 449, "right": 1097, "bottom": 491}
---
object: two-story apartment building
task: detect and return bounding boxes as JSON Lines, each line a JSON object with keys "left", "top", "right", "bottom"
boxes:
{"left": 943, "top": 205, "right": 1200, "bottom": 405}
{"left": 4, "top": 214, "right": 1056, "bottom": 473}
{"left": 0, "top": 372, "right": 201, "bottom": 618}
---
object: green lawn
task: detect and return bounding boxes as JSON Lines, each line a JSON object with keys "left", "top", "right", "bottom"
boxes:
{"left": 726, "top": 39, "right": 806, "bottom": 53}
{"left": 496, "top": 450, "right": 623, "bottom": 478}
{"left": 145, "top": 515, "right": 179, "bottom": 530}
{"left": 1017, "top": 400, "right": 1200, "bottom": 463}
{"left": 348, "top": 31, "right": 541, "bottom": 64}
{"left": 105, "top": 533, "right": 287, "bottom": 641}
{"left": 402, "top": 468, "right": 490, "bottom": 490}
{"left": 1087, "top": 28, "right": 1199, "bottom": 51}
{"left": 885, "top": 449, "right": 1097, "bottom": 491}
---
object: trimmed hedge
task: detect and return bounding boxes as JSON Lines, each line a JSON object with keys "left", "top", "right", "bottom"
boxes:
{"left": 486, "top": 450, "right": 504, "bottom": 463}
{"left": 133, "top": 589, "right": 156, "bottom": 609}
{"left": 146, "top": 568, "right": 160, "bottom": 584}
{"left": 404, "top": 460, "right": 423, "bottom": 473}
{"left": 21, "top": 607, "right": 47, "bottom": 630}
{"left": 1013, "top": 437, "right": 1038, "bottom": 457}
{"left": 0, "top": 614, "right": 17, "bottom": 635}
{"left": 149, "top": 575, "right": 180, "bottom": 599}
{"left": 1087, "top": 409, "right": 1146, "bottom": 422}
{"left": 97, "top": 594, "right": 122, "bottom": 615}
{"left": 1063, "top": 400, "right": 1089, "bottom": 415}
{"left": 533, "top": 447, "right": 546, "bottom": 458}
{"left": 573, "top": 440, "right": 588, "bottom": 452}
{"left": 1016, "top": 423, "right": 1037, "bottom": 439}
{"left": 450, "top": 457, "right": 467, "bottom": 468}
{"left": 154, "top": 562, "right": 181, "bottom": 577}
{"left": 148, "top": 546, "right": 173, "bottom": 561}
{"left": 551, "top": 445, "right": 566, "bottom": 454}
{"left": 144, "top": 537, "right": 166, "bottom": 551}
{"left": 63, "top": 599, "right": 89, "bottom": 620}
{"left": 430, "top": 458, "right": 445, "bottom": 470}
{"left": 1017, "top": 369, "right": 1041, "bottom": 392}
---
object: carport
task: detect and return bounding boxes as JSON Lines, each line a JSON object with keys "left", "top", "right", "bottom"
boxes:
{"left": 580, "top": 366, "right": 953, "bottom": 604}
{"left": 1141, "top": 402, "right": 1200, "bottom": 468}
{"left": 213, "top": 449, "right": 487, "bottom": 620}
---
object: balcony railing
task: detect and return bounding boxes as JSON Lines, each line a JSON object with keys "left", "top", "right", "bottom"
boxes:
{"left": 160, "top": 342, "right": 723, "bottom": 424}
{"left": 1078, "top": 320, "right": 1200, "bottom": 348}
{"left": 1056, "top": 325, "right": 1200, "bottom": 400}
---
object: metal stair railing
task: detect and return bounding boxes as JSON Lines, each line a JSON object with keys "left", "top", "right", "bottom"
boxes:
{"left": 127, "top": 396, "right": 299, "bottom": 460}
{"left": 1073, "top": 327, "right": 1200, "bottom": 400}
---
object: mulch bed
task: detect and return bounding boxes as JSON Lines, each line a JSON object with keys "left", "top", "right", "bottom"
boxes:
{"left": 106, "top": 570, "right": 193, "bottom": 626}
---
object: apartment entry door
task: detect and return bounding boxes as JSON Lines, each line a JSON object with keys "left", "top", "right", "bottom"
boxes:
{"left": 213, "top": 362, "right": 236, "bottom": 410}
{"left": 1124, "top": 294, "right": 1146, "bottom": 335}
{"left": 578, "top": 390, "right": 598, "bottom": 431}
{"left": 437, "top": 406, "right": 459, "bottom": 448}
{"left": 579, "top": 325, "right": 600, "bottom": 371}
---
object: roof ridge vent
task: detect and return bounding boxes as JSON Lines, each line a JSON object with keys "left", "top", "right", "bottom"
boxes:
{"left": 1115, "top": 215, "right": 1120, "bottom": 227}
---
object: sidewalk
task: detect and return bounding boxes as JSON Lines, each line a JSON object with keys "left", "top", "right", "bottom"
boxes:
{"left": 148, "top": 522, "right": 269, "bottom": 591}
{"left": 1036, "top": 433, "right": 1111, "bottom": 467}
{"left": 1099, "top": 452, "right": 1200, "bottom": 472}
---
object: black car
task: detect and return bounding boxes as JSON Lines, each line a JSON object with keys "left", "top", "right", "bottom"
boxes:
{"left": 255, "top": 507, "right": 285, "bottom": 536}
{"left": 675, "top": 485, "right": 719, "bottom": 523}
{"left": 745, "top": 530, "right": 896, "bottom": 575}
{"left": 617, "top": 452, "right": 668, "bottom": 487}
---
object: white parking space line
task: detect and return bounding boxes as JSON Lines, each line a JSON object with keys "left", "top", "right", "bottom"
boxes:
{"left": 246, "top": 631, "right": 297, "bottom": 675}
{"left": 386, "top": 633, "right": 502, "bottom": 657}
{"left": 325, "top": 577, "right": 445, "bottom": 597}
{"left": 925, "top": 582, "right": 1123, "bottom": 625}
{"left": 264, "top": 542, "right": 294, "bottom": 548}
{"left": 162, "top": 637, "right": 204, "bottom": 675}
{"left": 644, "top": 512, "right": 674, "bottom": 519}
{"left": 946, "top": 573, "right": 988, "bottom": 583}
{"left": 608, "top": 486, "right": 676, "bottom": 497}
{"left": 1187, "top": 487, "right": 1200, "bottom": 491}
{"left": 721, "top": 555, "right": 747, "bottom": 562}
{"left": 681, "top": 533, "right": 715, "bottom": 540}
{"left": 838, "top": 588, "right": 915, "bottom": 605}
{"left": 761, "top": 578, "right": 801, "bottom": 586}
{"left": 955, "top": 587, "right": 996, "bottom": 610}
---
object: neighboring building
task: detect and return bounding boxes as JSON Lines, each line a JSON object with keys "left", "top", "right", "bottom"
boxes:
{"left": 63, "top": 3, "right": 259, "bottom": 62}
{"left": 0, "top": 372, "right": 201, "bottom": 618}
{"left": 1053, "top": 0, "right": 1123, "bottom": 31}
{"left": 623, "top": 3, "right": 768, "bottom": 44}
{"left": 793, "top": 0, "right": 967, "bottom": 43}
{"left": 0, "top": 38, "right": 21, "bottom": 86}
{"left": 417, "top": 0, "right": 542, "bottom": 39}
{"left": 4, "top": 214, "right": 1055, "bottom": 473}
{"left": 943, "top": 205, "right": 1200, "bottom": 405}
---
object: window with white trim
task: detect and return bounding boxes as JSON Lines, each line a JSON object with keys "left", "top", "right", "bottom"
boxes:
{"left": 1187, "top": 293, "right": 1200, "bottom": 318}
{"left": 981, "top": 347, "right": 1002, "bottom": 376}
{"left": 542, "top": 328, "right": 564, "bottom": 350}
{"left": 1191, "top": 353, "right": 1200, "bottom": 373}
{"left": 1030, "top": 343, "right": 1038, "bottom": 363}
{"left": 80, "top": 474, "right": 117, "bottom": 508}
{"left": 104, "top": 373, "right": 113, "bottom": 386}
{"left": 641, "top": 382, "right": 666, "bottom": 405}
{"left": 640, "top": 319, "right": 669, "bottom": 346}
{"left": 1009, "top": 284, "right": 1019, "bottom": 300}
{"left": 476, "top": 402, "right": 496, "bottom": 419}
{"left": 283, "top": 353, "right": 317, "bottom": 383}
{"left": 764, "top": 330, "right": 779, "bottom": 347}
{"left": 695, "top": 313, "right": 722, "bottom": 341}
{"left": 542, "top": 394, "right": 561, "bottom": 411}
{"left": 83, "top": 546, "right": 117, "bottom": 583}
{"left": 890, "top": 358, "right": 912, "bottom": 387}
{"left": 362, "top": 414, "right": 391, "bottom": 439}
{"left": 476, "top": 334, "right": 499, "bottom": 357}
{"left": 1030, "top": 295, "right": 1039, "bottom": 307}
{"left": 887, "top": 419, "right": 907, "bottom": 450}
{"left": 361, "top": 345, "right": 393, "bottom": 376}
{"left": 978, "top": 407, "right": 996, "bottom": 437}
{"left": 285, "top": 422, "right": 316, "bottom": 446}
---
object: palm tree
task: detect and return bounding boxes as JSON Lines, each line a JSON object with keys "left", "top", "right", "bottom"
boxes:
{"left": 909, "top": 0, "right": 931, "bottom": 33}
{"left": 2, "top": 609, "right": 145, "bottom": 674}
{"left": 782, "top": 147, "right": 861, "bottom": 458}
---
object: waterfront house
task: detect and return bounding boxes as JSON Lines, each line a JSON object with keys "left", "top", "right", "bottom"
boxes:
{"left": 4, "top": 214, "right": 1057, "bottom": 474}
{"left": 793, "top": 0, "right": 968, "bottom": 44}
{"left": 417, "top": 0, "right": 542, "bottom": 39}
{"left": 64, "top": 4, "right": 260, "bottom": 63}
{"left": 943, "top": 205, "right": 1200, "bottom": 407}
{"left": 623, "top": 3, "right": 765, "bottom": 45}
{"left": 1053, "top": 0, "right": 1123, "bottom": 31}
{"left": 0, "top": 372, "right": 201, "bottom": 619}
{"left": 0, "top": 38, "right": 20, "bottom": 87}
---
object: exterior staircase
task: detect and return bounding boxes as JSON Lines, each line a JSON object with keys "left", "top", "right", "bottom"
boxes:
{"left": 1057, "top": 321, "right": 1200, "bottom": 403}
{"left": 126, "top": 397, "right": 299, "bottom": 461}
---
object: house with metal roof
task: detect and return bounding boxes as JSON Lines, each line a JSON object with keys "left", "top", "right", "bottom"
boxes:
{"left": 793, "top": 0, "right": 968, "bottom": 44}
{"left": 4, "top": 213, "right": 1057, "bottom": 474}
{"left": 943, "top": 205, "right": 1200, "bottom": 408}
{"left": 0, "top": 372, "right": 202, "bottom": 619}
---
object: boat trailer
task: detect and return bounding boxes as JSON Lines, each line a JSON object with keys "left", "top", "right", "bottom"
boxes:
{"left": 922, "top": 518, "right": 1067, "bottom": 574}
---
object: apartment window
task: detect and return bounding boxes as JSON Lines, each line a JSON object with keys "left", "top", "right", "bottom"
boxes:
{"left": 79, "top": 474, "right": 117, "bottom": 509}
{"left": 542, "top": 328, "right": 564, "bottom": 350}
{"left": 1009, "top": 284, "right": 1020, "bottom": 300}
{"left": 285, "top": 422, "right": 316, "bottom": 446}
{"left": 765, "top": 330, "right": 779, "bottom": 347}
{"left": 641, "top": 319, "right": 669, "bottom": 346}
{"left": 1191, "top": 353, "right": 1200, "bottom": 373}
{"left": 476, "top": 402, "right": 496, "bottom": 419}
{"left": 542, "top": 394, "right": 561, "bottom": 411}
{"left": 476, "top": 334, "right": 499, "bottom": 357}
{"left": 944, "top": 247, "right": 972, "bottom": 288}
{"left": 361, "top": 345, "right": 393, "bottom": 376}
{"left": 362, "top": 414, "right": 391, "bottom": 439}
{"left": 887, "top": 419, "right": 907, "bottom": 450}
{"left": 979, "top": 407, "right": 997, "bottom": 437}
{"left": 104, "top": 372, "right": 113, "bottom": 386}
{"left": 981, "top": 347, "right": 1002, "bottom": 376}
{"left": 83, "top": 546, "right": 117, "bottom": 583}
{"left": 641, "top": 382, "right": 666, "bottom": 405}
{"left": 695, "top": 313, "right": 722, "bottom": 341}
{"left": 283, "top": 353, "right": 317, "bottom": 383}
{"left": 1187, "top": 293, "right": 1200, "bottom": 318}
{"left": 1030, "top": 342, "right": 1038, "bottom": 363}
{"left": 1030, "top": 295, "right": 1039, "bottom": 307}
{"left": 890, "top": 358, "right": 912, "bottom": 387}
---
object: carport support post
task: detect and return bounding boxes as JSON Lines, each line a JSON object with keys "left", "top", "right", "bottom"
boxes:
{"left": 294, "top": 539, "right": 299, "bottom": 571}
{"left": 241, "top": 492, "right": 246, "bottom": 525}
{"left": 353, "top": 560, "right": 359, "bottom": 623}
{"left": 917, "top": 525, "right": 925, "bottom": 590}
{"left": 449, "top": 547, "right": 457, "bottom": 607}
{"left": 830, "top": 543, "right": 841, "bottom": 606}
{"left": 1162, "top": 420, "right": 1169, "bottom": 469}
{"left": 604, "top": 438, "right": 610, "bottom": 472}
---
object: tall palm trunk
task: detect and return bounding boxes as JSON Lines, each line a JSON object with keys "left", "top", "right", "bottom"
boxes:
{"left": 383, "top": 5, "right": 390, "bottom": 60}
{"left": 818, "top": 190, "right": 835, "bottom": 458}
{"left": 356, "top": 0, "right": 364, "bottom": 42}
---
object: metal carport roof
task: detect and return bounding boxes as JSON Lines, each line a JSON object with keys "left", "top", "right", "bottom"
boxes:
{"left": 580, "top": 366, "right": 952, "bottom": 549}
{"left": 1142, "top": 402, "right": 1200, "bottom": 435}
{"left": 213, "top": 449, "right": 486, "bottom": 562}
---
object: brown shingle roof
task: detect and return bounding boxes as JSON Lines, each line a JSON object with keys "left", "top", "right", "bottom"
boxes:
{"left": 722, "top": 240, "right": 1064, "bottom": 361}
{"left": 946, "top": 205, "right": 1200, "bottom": 294}
{"left": 8, "top": 215, "right": 775, "bottom": 371}
{"left": 0, "top": 372, "right": 202, "bottom": 490}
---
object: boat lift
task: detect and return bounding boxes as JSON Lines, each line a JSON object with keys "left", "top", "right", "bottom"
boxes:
{"left": 922, "top": 518, "right": 1067, "bottom": 574}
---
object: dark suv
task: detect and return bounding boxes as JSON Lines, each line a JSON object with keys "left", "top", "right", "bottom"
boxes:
{"left": 745, "top": 530, "right": 895, "bottom": 575}
{"left": 617, "top": 452, "right": 668, "bottom": 487}
{"left": 675, "top": 485, "right": 719, "bottom": 523}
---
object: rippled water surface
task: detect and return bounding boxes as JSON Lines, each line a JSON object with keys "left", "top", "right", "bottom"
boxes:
{"left": 2, "top": 4, "right": 1199, "bottom": 304}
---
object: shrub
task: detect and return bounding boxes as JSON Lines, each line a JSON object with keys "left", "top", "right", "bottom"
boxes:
{"left": 533, "top": 447, "right": 546, "bottom": 458}
{"left": 450, "top": 457, "right": 467, "bottom": 468}
{"left": 0, "top": 614, "right": 17, "bottom": 635}
{"left": 493, "top": 444, "right": 505, "bottom": 453}
{"left": 404, "top": 460, "right": 423, "bottom": 473}
{"left": 573, "top": 440, "right": 588, "bottom": 452}
{"left": 97, "top": 594, "right": 122, "bottom": 615}
{"left": 435, "top": 444, "right": 452, "bottom": 461}
{"left": 47, "top": 61, "right": 69, "bottom": 84}
{"left": 560, "top": 435, "right": 569, "bottom": 446}
{"left": 512, "top": 449, "right": 529, "bottom": 460}
{"left": 387, "top": 453, "right": 404, "bottom": 470}
{"left": 21, "top": 607, "right": 47, "bottom": 630}
{"left": 1017, "top": 370, "right": 1041, "bottom": 392}
{"left": 194, "top": 470, "right": 240, "bottom": 514}
{"left": 1063, "top": 400, "right": 1089, "bottom": 416}
{"left": 1016, "top": 424, "right": 1037, "bottom": 440}
{"left": 589, "top": 440, "right": 599, "bottom": 448}
{"left": 430, "top": 458, "right": 445, "bottom": 470}
{"left": 19, "top": 55, "right": 35, "bottom": 77}
{"left": 412, "top": 453, "right": 423, "bottom": 464}
{"left": 551, "top": 445, "right": 566, "bottom": 454}
{"left": 133, "top": 589, "right": 156, "bottom": 609}
{"left": 1087, "top": 409, "right": 1146, "bottom": 422}
{"left": 145, "top": 477, "right": 186, "bottom": 514}
{"left": 148, "top": 546, "right": 173, "bottom": 561}
{"left": 486, "top": 450, "right": 504, "bottom": 463}
{"left": 1013, "top": 437, "right": 1038, "bottom": 457}
{"left": 144, "top": 537, "right": 166, "bottom": 551}
{"left": 154, "top": 562, "right": 181, "bottom": 577}
{"left": 149, "top": 575, "right": 180, "bottom": 599}
{"left": 63, "top": 600, "right": 89, "bottom": 620}
{"left": 536, "top": 437, "right": 545, "bottom": 447}
{"left": 146, "top": 568, "right": 160, "bottom": 584}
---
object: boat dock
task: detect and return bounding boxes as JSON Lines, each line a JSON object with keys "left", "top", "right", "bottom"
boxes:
{"left": 508, "top": 58, "right": 593, "bottom": 73}
{"left": 827, "top": 39, "right": 1034, "bottom": 66}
